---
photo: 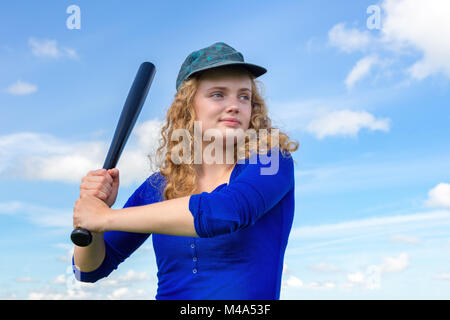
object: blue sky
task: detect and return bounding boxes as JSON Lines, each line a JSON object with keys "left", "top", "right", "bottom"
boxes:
{"left": 1, "top": 0, "right": 449, "bottom": 299}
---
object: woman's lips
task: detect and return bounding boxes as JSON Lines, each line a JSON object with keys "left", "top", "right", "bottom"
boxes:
{"left": 220, "top": 120, "right": 240, "bottom": 127}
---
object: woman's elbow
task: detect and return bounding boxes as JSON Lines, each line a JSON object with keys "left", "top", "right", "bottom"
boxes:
{"left": 196, "top": 215, "right": 252, "bottom": 238}
{"left": 72, "top": 263, "right": 113, "bottom": 283}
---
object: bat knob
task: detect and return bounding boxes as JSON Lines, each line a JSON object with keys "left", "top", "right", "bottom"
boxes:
{"left": 71, "top": 228, "right": 92, "bottom": 247}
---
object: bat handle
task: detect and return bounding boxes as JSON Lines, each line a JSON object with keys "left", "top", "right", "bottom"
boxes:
{"left": 71, "top": 167, "right": 110, "bottom": 246}
{"left": 71, "top": 228, "right": 93, "bottom": 247}
{"left": 71, "top": 166, "right": 110, "bottom": 247}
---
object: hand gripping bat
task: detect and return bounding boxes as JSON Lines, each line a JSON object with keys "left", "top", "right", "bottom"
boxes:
{"left": 71, "top": 62, "right": 156, "bottom": 247}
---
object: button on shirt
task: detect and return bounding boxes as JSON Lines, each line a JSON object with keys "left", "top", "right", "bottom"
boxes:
{"left": 72, "top": 148, "right": 295, "bottom": 300}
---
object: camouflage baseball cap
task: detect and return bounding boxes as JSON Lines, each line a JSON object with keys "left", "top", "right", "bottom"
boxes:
{"left": 176, "top": 41, "right": 267, "bottom": 91}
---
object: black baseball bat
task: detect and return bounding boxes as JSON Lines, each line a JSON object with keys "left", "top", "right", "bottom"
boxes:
{"left": 71, "top": 62, "right": 156, "bottom": 247}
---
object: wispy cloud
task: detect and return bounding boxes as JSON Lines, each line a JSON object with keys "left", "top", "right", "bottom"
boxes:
{"left": 304, "top": 109, "right": 390, "bottom": 140}
{"left": 28, "top": 263, "right": 155, "bottom": 300}
{"left": 29, "top": 38, "right": 59, "bottom": 58}
{"left": 282, "top": 252, "right": 410, "bottom": 293}
{"left": 269, "top": 89, "right": 396, "bottom": 139}
{"left": 0, "top": 119, "right": 164, "bottom": 186}
{"left": 20, "top": 243, "right": 158, "bottom": 299}
{"left": 287, "top": 209, "right": 450, "bottom": 279}
{"left": 309, "top": 263, "right": 341, "bottom": 273}
{"left": 345, "top": 55, "right": 379, "bottom": 90}
{"left": 282, "top": 273, "right": 337, "bottom": 291}
{"left": 0, "top": 201, "right": 72, "bottom": 229}
{"left": 328, "top": 22, "right": 373, "bottom": 53}
{"left": 15, "top": 277, "right": 40, "bottom": 284}
{"left": 389, "top": 234, "right": 421, "bottom": 245}
{"left": 294, "top": 152, "right": 450, "bottom": 196}
{"left": 5, "top": 80, "right": 37, "bottom": 95}
{"left": 328, "top": 0, "right": 450, "bottom": 83}
{"left": 343, "top": 253, "right": 409, "bottom": 290}
{"left": 28, "top": 37, "right": 78, "bottom": 60}
{"left": 291, "top": 210, "right": 450, "bottom": 240}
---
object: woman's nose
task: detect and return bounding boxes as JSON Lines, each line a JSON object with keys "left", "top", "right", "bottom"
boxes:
{"left": 225, "top": 97, "right": 240, "bottom": 112}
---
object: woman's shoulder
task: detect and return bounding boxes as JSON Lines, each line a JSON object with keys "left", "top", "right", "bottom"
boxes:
{"left": 146, "top": 170, "right": 166, "bottom": 186}
{"left": 229, "top": 147, "right": 295, "bottom": 188}
{"left": 125, "top": 171, "right": 166, "bottom": 207}
{"left": 237, "top": 147, "right": 294, "bottom": 172}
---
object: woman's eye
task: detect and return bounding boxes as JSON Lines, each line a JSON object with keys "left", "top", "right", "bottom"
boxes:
{"left": 211, "top": 93, "right": 250, "bottom": 100}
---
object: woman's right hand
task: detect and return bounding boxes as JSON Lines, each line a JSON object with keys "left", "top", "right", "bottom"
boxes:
{"left": 80, "top": 168, "right": 120, "bottom": 208}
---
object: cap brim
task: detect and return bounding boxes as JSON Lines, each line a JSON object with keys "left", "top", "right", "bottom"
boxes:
{"left": 186, "top": 61, "right": 267, "bottom": 80}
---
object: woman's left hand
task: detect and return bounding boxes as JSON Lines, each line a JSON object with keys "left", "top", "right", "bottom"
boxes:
{"left": 73, "top": 194, "right": 112, "bottom": 233}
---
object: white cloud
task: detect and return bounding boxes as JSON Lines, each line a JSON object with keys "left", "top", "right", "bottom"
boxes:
{"left": 0, "top": 120, "right": 162, "bottom": 230}
{"left": 293, "top": 152, "right": 450, "bottom": 196}
{"left": 309, "top": 262, "right": 341, "bottom": 273}
{"left": 0, "top": 201, "right": 72, "bottom": 228}
{"left": 283, "top": 275, "right": 337, "bottom": 290}
{"left": 389, "top": 234, "right": 420, "bottom": 245}
{"left": 117, "top": 270, "right": 151, "bottom": 282}
{"left": 425, "top": 183, "right": 450, "bottom": 208}
{"left": 283, "top": 254, "right": 409, "bottom": 292}
{"left": 107, "top": 288, "right": 130, "bottom": 299}
{"left": 305, "top": 109, "right": 390, "bottom": 139}
{"left": 345, "top": 55, "right": 379, "bottom": 89}
{"left": 268, "top": 86, "right": 396, "bottom": 137}
{"left": 5, "top": 80, "right": 37, "bottom": 95}
{"left": 345, "top": 267, "right": 381, "bottom": 290}
{"left": 305, "top": 281, "right": 336, "bottom": 289}
{"left": 0, "top": 119, "right": 163, "bottom": 187}
{"left": 291, "top": 210, "right": 450, "bottom": 240}
{"left": 55, "top": 244, "right": 74, "bottom": 263}
{"left": 0, "top": 119, "right": 164, "bottom": 230}
{"left": 344, "top": 253, "right": 408, "bottom": 290}
{"left": 328, "top": 22, "right": 372, "bottom": 53}
{"left": 107, "top": 288, "right": 147, "bottom": 300}
{"left": 286, "top": 207, "right": 450, "bottom": 294}
{"left": 29, "top": 291, "right": 65, "bottom": 300}
{"left": 28, "top": 263, "right": 155, "bottom": 300}
{"left": 347, "top": 272, "right": 365, "bottom": 284}
{"left": 288, "top": 209, "right": 450, "bottom": 270}
{"left": 134, "top": 119, "right": 165, "bottom": 158}
{"left": 329, "top": 0, "right": 450, "bottom": 83}
{"left": 381, "top": 252, "right": 409, "bottom": 273}
{"left": 52, "top": 274, "right": 67, "bottom": 285}
{"left": 63, "top": 47, "right": 79, "bottom": 60}
{"left": 16, "top": 277, "right": 39, "bottom": 283}
{"left": 381, "top": 0, "right": 450, "bottom": 80}
{"left": 28, "top": 37, "right": 78, "bottom": 59}
{"left": 29, "top": 38, "right": 59, "bottom": 58}
{"left": 282, "top": 264, "right": 337, "bottom": 291}
{"left": 284, "top": 275, "right": 303, "bottom": 288}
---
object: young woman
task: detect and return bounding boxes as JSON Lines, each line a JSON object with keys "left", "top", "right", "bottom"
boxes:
{"left": 72, "top": 42, "right": 299, "bottom": 299}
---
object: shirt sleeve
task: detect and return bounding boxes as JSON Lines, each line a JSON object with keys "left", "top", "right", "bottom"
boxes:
{"left": 188, "top": 148, "right": 295, "bottom": 238}
{"left": 72, "top": 172, "right": 164, "bottom": 283}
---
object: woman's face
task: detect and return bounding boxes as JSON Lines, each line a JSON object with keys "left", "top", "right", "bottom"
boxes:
{"left": 193, "top": 68, "right": 252, "bottom": 148}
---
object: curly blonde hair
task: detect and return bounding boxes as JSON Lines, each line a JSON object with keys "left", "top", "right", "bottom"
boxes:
{"left": 149, "top": 66, "right": 299, "bottom": 201}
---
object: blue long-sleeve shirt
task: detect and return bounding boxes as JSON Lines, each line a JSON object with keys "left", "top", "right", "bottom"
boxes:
{"left": 72, "top": 148, "right": 295, "bottom": 300}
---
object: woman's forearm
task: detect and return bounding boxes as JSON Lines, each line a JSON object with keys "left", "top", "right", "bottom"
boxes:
{"left": 73, "top": 232, "right": 106, "bottom": 272}
{"left": 106, "top": 195, "right": 199, "bottom": 237}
